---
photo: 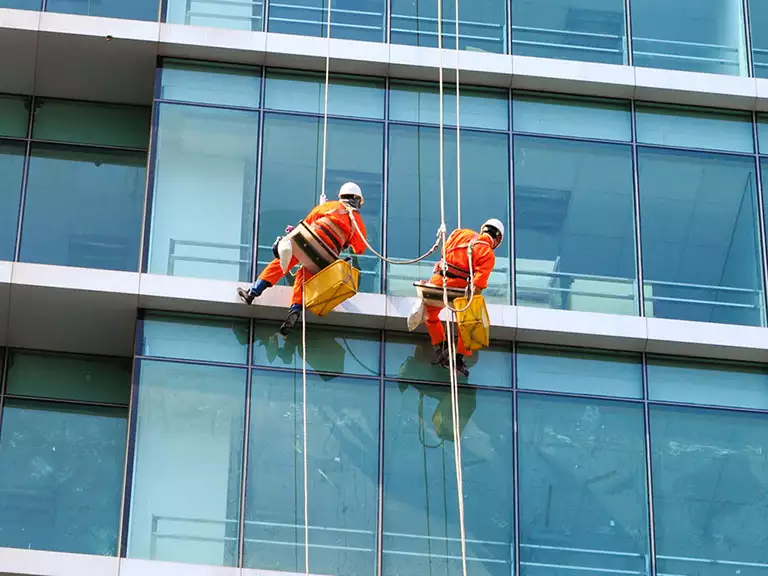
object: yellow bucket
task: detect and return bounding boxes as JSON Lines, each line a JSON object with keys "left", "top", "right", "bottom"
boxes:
{"left": 454, "top": 295, "right": 490, "bottom": 351}
{"left": 304, "top": 259, "right": 360, "bottom": 317}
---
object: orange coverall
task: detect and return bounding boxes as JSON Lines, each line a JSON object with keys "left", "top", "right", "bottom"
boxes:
{"left": 258, "top": 200, "right": 368, "bottom": 305}
{"left": 426, "top": 229, "right": 496, "bottom": 356}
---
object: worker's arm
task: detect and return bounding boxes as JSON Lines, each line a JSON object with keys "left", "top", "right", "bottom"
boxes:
{"left": 471, "top": 245, "right": 496, "bottom": 290}
{"left": 304, "top": 204, "right": 325, "bottom": 225}
{"left": 349, "top": 212, "right": 368, "bottom": 255}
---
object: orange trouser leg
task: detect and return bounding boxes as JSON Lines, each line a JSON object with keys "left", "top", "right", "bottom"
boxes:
{"left": 425, "top": 274, "right": 473, "bottom": 357}
{"left": 258, "top": 256, "right": 298, "bottom": 285}
{"left": 291, "top": 267, "right": 316, "bottom": 306}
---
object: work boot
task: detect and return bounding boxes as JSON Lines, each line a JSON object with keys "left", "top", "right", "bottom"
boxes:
{"left": 432, "top": 341, "right": 449, "bottom": 368}
{"left": 455, "top": 354, "right": 470, "bottom": 378}
{"left": 280, "top": 304, "right": 302, "bottom": 336}
{"left": 237, "top": 279, "right": 272, "bottom": 305}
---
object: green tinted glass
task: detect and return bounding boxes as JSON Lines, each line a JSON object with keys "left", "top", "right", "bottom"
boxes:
{"left": 0, "top": 94, "right": 29, "bottom": 138}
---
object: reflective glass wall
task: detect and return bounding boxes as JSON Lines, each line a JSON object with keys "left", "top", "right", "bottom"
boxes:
{"left": 118, "top": 312, "right": 768, "bottom": 576}
{"left": 0, "top": 0, "right": 158, "bottom": 20}
{"left": 0, "top": 95, "right": 149, "bottom": 272}
{"left": 146, "top": 60, "right": 768, "bottom": 327}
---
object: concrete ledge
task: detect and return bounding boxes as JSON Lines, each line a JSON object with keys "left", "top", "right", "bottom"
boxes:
{"left": 0, "top": 547, "right": 119, "bottom": 576}
{"left": 2, "top": 7, "right": 768, "bottom": 112}
{"left": 4, "top": 263, "right": 768, "bottom": 363}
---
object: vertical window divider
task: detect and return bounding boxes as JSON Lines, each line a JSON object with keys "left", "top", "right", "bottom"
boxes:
{"left": 119, "top": 350, "right": 144, "bottom": 558}
{"left": 385, "top": 0, "right": 391, "bottom": 43}
{"left": 508, "top": 88, "right": 516, "bottom": 306}
{"left": 0, "top": 347, "right": 9, "bottom": 436}
{"left": 264, "top": 0, "right": 271, "bottom": 32}
{"left": 630, "top": 100, "right": 646, "bottom": 317}
{"left": 743, "top": 0, "right": 755, "bottom": 77}
{"left": 139, "top": 68, "right": 163, "bottom": 274}
{"left": 375, "top": 330, "right": 386, "bottom": 576}
{"left": 511, "top": 340, "right": 521, "bottom": 576}
{"left": 237, "top": 321, "right": 255, "bottom": 567}
{"left": 13, "top": 95, "right": 35, "bottom": 263}
{"left": 506, "top": 0, "right": 512, "bottom": 55}
{"left": 750, "top": 111, "right": 768, "bottom": 326}
{"left": 641, "top": 355, "right": 658, "bottom": 576}
{"left": 624, "top": 0, "right": 634, "bottom": 66}
{"left": 251, "top": 68, "right": 268, "bottom": 284}
{"left": 381, "top": 77, "right": 390, "bottom": 294}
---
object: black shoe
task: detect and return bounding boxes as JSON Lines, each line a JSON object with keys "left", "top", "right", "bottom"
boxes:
{"left": 237, "top": 287, "right": 254, "bottom": 305}
{"left": 280, "top": 308, "right": 301, "bottom": 336}
{"left": 455, "top": 354, "right": 470, "bottom": 378}
{"left": 431, "top": 342, "right": 449, "bottom": 367}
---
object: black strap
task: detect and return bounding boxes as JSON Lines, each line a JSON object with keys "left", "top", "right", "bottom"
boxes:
{"left": 315, "top": 223, "right": 344, "bottom": 253}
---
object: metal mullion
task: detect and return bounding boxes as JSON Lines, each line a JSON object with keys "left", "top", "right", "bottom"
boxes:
{"left": 623, "top": 0, "right": 633, "bottom": 66}
{"left": 636, "top": 140, "right": 756, "bottom": 160}
{"left": 381, "top": 76, "right": 390, "bottom": 295}
{"left": 12, "top": 95, "right": 35, "bottom": 263}
{"left": 390, "top": 118, "right": 506, "bottom": 136}
{"left": 133, "top": 354, "right": 249, "bottom": 370}
{"left": 2, "top": 394, "right": 129, "bottom": 410}
{"left": 250, "top": 67, "right": 268, "bottom": 284}
{"left": 28, "top": 138, "right": 148, "bottom": 154}
{"left": 139, "top": 70, "right": 162, "bottom": 274}
{"left": 237, "top": 325, "right": 255, "bottom": 567}
{"left": 375, "top": 330, "right": 386, "bottom": 576}
{"left": 385, "top": 0, "right": 391, "bottom": 43}
{"left": 0, "top": 348, "right": 9, "bottom": 437}
{"left": 153, "top": 97, "right": 261, "bottom": 115}
{"left": 630, "top": 101, "right": 646, "bottom": 317}
{"left": 648, "top": 397, "right": 768, "bottom": 416}
{"left": 514, "top": 386, "right": 644, "bottom": 405}
{"left": 751, "top": 112, "right": 768, "bottom": 327}
{"left": 743, "top": 0, "right": 754, "bottom": 77}
{"left": 119, "top": 355, "right": 143, "bottom": 557}
{"left": 641, "top": 356, "right": 658, "bottom": 576}
{"left": 512, "top": 129, "right": 632, "bottom": 149}
{"left": 511, "top": 341, "right": 521, "bottom": 576}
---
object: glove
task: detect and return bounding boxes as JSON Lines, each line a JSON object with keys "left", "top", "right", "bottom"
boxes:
{"left": 285, "top": 225, "right": 295, "bottom": 234}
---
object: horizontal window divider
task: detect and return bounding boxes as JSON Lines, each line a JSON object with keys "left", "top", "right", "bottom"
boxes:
{"left": 3, "top": 394, "right": 129, "bottom": 409}
{"left": 134, "top": 355, "right": 249, "bottom": 369}
{"left": 516, "top": 388, "right": 644, "bottom": 404}
{"left": 646, "top": 398, "right": 768, "bottom": 415}
{"left": 154, "top": 98, "right": 262, "bottom": 114}
{"left": 261, "top": 108, "right": 385, "bottom": 123}
{"left": 28, "top": 138, "right": 149, "bottom": 153}
{"left": 512, "top": 131, "right": 632, "bottom": 146}
{"left": 250, "top": 363, "right": 381, "bottom": 381}
{"left": 635, "top": 142, "right": 756, "bottom": 157}
{"left": 386, "top": 376, "right": 513, "bottom": 392}
{"left": 389, "top": 120, "right": 508, "bottom": 134}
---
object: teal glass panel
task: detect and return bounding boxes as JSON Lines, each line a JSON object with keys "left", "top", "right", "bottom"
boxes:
{"left": 630, "top": 0, "right": 748, "bottom": 76}
{"left": 513, "top": 94, "right": 631, "bottom": 141}
{"left": 635, "top": 105, "right": 753, "bottom": 154}
{"left": 382, "top": 382, "right": 514, "bottom": 575}
{"left": 20, "top": 144, "right": 145, "bottom": 272}
{"left": 650, "top": 405, "right": 768, "bottom": 575}
{"left": 390, "top": 0, "right": 507, "bottom": 53}
{"left": 387, "top": 125, "right": 511, "bottom": 304}
{"left": 127, "top": 360, "right": 247, "bottom": 566}
{"left": 0, "top": 400, "right": 127, "bottom": 555}
{"left": 0, "top": 141, "right": 25, "bottom": 261}
{"left": 165, "top": 0, "right": 264, "bottom": 31}
{"left": 648, "top": 357, "right": 768, "bottom": 410}
{"left": 516, "top": 346, "right": 642, "bottom": 398}
{"left": 5, "top": 351, "right": 131, "bottom": 405}
{"left": 252, "top": 322, "right": 380, "bottom": 376}
{"left": 758, "top": 118, "right": 768, "bottom": 154}
{"left": 385, "top": 332, "right": 512, "bottom": 387}
{"left": 265, "top": 71, "right": 385, "bottom": 120}
{"left": 257, "top": 113, "right": 383, "bottom": 294}
{"left": 46, "top": 0, "right": 158, "bottom": 20}
{"left": 160, "top": 61, "right": 262, "bottom": 108}
{"left": 389, "top": 83, "right": 509, "bottom": 130}
{"left": 141, "top": 313, "right": 249, "bottom": 364}
{"left": 512, "top": 0, "right": 627, "bottom": 64}
{"left": 638, "top": 148, "right": 765, "bottom": 326}
{"left": 750, "top": 0, "right": 768, "bottom": 78}
{"left": 267, "top": 0, "right": 386, "bottom": 42}
{"left": 147, "top": 103, "right": 258, "bottom": 281}
{"left": 514, "top": 136, "right": 637, "bottom": 314}
{"left": 0, "top": 94, "right": 30, "bottom": 138}
{"left": 243, "top": 371, "right": 379, "bottom": 574}
{"left": 33, "top": 100, "right": 151, "bottom": 149}
{"left": 0, "top": 0, "right": 42, "bottom": 9}
{"left": 518, "top": 394, "right": 650, "bottom": 576}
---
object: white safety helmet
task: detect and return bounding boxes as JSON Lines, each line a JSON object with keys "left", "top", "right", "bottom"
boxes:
{"left": 338, "top": 182, "right": 364, "bottom": 207}
{"left": 481, "top": 218, "right": 504, "bottom": 248}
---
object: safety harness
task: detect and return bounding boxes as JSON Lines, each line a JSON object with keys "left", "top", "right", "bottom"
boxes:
{"left": 434, "top": 233, "right": 492, "bottom": 282}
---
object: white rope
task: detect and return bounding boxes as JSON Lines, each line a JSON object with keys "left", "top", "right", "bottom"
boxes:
{"left": 301, "top": 288, "right": 310, "bottom": 576}
{"left": 318, "top": 0, "right": 332, "bottom": 205}
{"left": 455, "top": 0, "right": 461, "bottom": 230}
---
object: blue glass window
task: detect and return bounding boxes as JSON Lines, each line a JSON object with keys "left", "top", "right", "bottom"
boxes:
{"left": 749, "top": 0, "right": 768, "bottom": 78}
{"left": 267, "top": 0, "right": 386, "bottom": 43}
{"left": 382, "top": 382, "right": 514, "bottom": 575}
{"left": 147, "top": 103, "right": 258, "bottom": 281}
{"left": 127, "top": 360, "right": 247, "bottom": 566}
{"left": 512, "top": 0, "right": 627, "bottom": 64}
{"left": 390, "top": 0, "right": 507, "bottom": 53}
{"left": 518, "top": 394, "right": 650, "bottom": 576}
{"left": 159, "top": 61, "right": 262, "bottom": 108}
{"left": 243, "top": 371, "right": 379, "bottom": 574}
{"left": 0, "top": 94, "right": 30, "bottom": 138}
{"left": 638, "top": 148, "right": 765, "bottom": 326}
{"left": 515, "top": 136, "right": 637, "bottom": 314}
{"left": 650, "top": 405, "right": 768, "bottom": 575}
{"left": 630, "top": 0, "right": 748, "bottom": 76}
{"left": 0, "top": 141, "right": 25, "bottom": 261}
{"left": 165, "top": 0, "right": 264, "bottom": 31}
{"left": 46, "top": 0, "right": 158, "bottom": 20}
{"left": 0, "top": 0, "right": 42, "bottom": 10}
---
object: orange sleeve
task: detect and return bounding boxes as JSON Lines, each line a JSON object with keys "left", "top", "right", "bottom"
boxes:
{"left": 349, "top": 212, "right": 368, "bottom": 255}
{"left": 304, "top": 203, "right": 325, "bottom": 225}
{"left": 471, "top": 244, "right": 496, "bottom": 290}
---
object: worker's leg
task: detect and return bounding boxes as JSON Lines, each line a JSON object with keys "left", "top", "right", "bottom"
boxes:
{"left": 425, "top": 304, "right": 450, "bottom": 365}
{"left": 280, "top": 267, "right": 313, "bottom": 335}
{"left": 238, "top": 256, "right": 297, "bottom": 305}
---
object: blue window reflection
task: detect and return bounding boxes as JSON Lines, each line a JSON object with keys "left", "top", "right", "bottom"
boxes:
{"left": 267, "top": 0, "right": 386, "bottom": 42}
{"left": 0, "top": 141, "right": 25, "bottom": 262}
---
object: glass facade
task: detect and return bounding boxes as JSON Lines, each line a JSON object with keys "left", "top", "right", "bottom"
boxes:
{"left": 0, "top": 96, "right": 150, "bottom": 272}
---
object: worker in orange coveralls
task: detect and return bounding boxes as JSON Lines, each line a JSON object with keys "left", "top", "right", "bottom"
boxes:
{"left": 237, "top": 182, "right": 368, "bottom": 335}
{"left": 426, "top": 219, "right": 504, "bottom": 377}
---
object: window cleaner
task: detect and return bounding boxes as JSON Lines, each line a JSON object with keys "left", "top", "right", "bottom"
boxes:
{"left": 411, "top": 219, "right": 504, "bottom": 377}
{"left": 237, "top": 182, "right": 368, "bottom": 334}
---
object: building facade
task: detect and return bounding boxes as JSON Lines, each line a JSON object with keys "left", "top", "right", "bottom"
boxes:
{"left": 1, "top": 1, "right": 768, "bottom": 576}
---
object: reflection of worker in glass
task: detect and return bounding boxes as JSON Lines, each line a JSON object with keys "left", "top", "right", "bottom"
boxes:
{"left": 237, "top": 182, "right": 368, "bottom": 335}
{"left": 252, "top": 327, "right": 348, "bottom": 378}
{"left": 398, "top": 341, "right": 479, "bottom": 383}
{"left": 424, "top": 219, "right": 504, "bottom": 377}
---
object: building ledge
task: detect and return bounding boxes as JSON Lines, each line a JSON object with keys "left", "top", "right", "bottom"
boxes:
{"left": 2, "top": 262, "right": 768, "bottom": 362}
{"left": 0, "top": 8, "right": 765, "bottom": 111}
